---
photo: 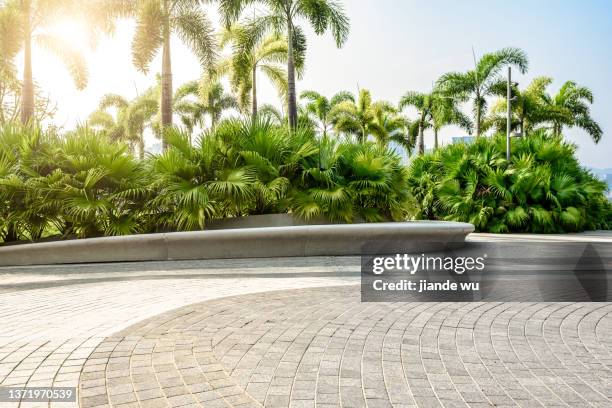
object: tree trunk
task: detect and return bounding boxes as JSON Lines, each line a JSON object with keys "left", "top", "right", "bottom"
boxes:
{"left": 20, "top": 11, "right": 34, "bottom": 124}
{"left": 211, "top": 114, "right": 217, "bottom": 132}
{"left": 475, "top": 102, "right": 481, "bottom": 137}
{"left": 286, "top": 18, "right": 297, "bottom": 129}
{"left": 252, "top": 65, "right": 258, "bottom": 118}
{"left": 5, "top": 223, "right": 18, "bottom": 242}
{"left": 160, "top": 19, "right": 172, "bottom": 150}
{"left": 434, "top": 128, "right": 439, "bottom": 150}
{"left": 138, "top": 134, "right": 145, "bottom": 160}
{"left": 418, "top": 119, "right": 424, "bottom": 155}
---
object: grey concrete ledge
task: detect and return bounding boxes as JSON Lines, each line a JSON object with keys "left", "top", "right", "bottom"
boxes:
{"left": 0, "top": 221, "right": 474, "bottom": 266}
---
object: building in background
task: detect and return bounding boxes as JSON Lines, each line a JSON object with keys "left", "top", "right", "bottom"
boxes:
{"left": 452, "top": 136, "right": 475, "bottom": 144}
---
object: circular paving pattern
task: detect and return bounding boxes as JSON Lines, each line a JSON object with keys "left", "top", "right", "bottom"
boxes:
{"left": 79, "top": 286, "right": 612, "bottom": 408}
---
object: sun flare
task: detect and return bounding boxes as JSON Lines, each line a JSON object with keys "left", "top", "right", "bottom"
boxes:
{"left": 46, "top": 19, "right": 90, "bottom": 51}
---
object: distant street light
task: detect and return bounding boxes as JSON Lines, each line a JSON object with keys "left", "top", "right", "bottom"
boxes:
{"left": 506, "top": 67, "right": 516, "bottom": 161}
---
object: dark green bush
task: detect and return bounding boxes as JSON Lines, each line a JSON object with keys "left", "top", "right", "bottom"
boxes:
{"left": 407, "top": 130, "right": 611, "bottom": 232}
{"left": 0, "top": 120, "right": 410, "bottom": 243}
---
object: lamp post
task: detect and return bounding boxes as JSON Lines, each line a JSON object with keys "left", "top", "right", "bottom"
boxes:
{"left": 506, "top": 67, "right": 512, "bottom": 161}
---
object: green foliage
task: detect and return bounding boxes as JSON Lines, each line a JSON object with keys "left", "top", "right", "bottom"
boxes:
{"left": 437, "top": 47, "right": 529, "bottom": 136}
{"left": 487, "top": 77, "right": 602, "bottom": 143}
{"left": 0, "top": 119, "right": 411, "bottom": 243}
{"left": 407, "top": 130, "right": 611, "bottom": 233}
{"left": 0, "top": 123, "right": 153, "bottom": 242}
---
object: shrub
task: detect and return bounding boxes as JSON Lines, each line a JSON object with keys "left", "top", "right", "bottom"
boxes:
{"left": 0, "top": 124, "right": 153, "bottom": 242}
{"left": 407, "top": 130, "right": 612, "bottom": 232}
{"left": 0, "top": 120, "right": 411, "bottom": 243}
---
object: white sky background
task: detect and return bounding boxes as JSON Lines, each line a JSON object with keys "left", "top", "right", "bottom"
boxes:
{"left": 16, "top": 0, "right": 612, "bottom": 168}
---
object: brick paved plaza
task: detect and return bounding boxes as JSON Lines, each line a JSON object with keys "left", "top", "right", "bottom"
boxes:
{"left": 0, "top": 252, "right": 611, "bottom": 408}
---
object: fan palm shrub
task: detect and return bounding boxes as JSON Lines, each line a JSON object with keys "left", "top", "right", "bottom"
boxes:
{"left": 0, "top": 124, "right": 153, "bottom": 242}
{"left": 407, "top": 130, "right": 611, "bottom": 233}
{"left": 288, "top": 133, "right": 411, "bottom": 222}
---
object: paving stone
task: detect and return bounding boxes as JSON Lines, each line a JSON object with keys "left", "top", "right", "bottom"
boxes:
{"left": 0, "top": 257, "right": 610, "bottom": 407}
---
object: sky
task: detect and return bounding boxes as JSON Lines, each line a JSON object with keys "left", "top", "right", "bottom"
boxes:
{"left": 17, "top": 0, "right": 612, "bottom": 168}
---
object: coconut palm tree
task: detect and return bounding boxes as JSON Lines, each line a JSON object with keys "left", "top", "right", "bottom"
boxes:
{"left": 219, "top": 0, "right": 350, "bottom": 129}
{"left": 300, "top": 90, "right": 353, "bottom": 137}
{"left": 219, "top": 23, "right": 300, "bottom": 117}
{"left": 0, "top": 3, "right": 20, "bottom": 86}
{"left": 173, "top": 80, "right": 205, "bottom": 136}
{"left": 2, "top": 0, "right": 97, "bottom": 123}
{"left": 197, "top": 81, "right": 238, "bottom": 131}
{"left": 88, "top": 94, "right": 130, "bottom": 139}
{"left": 330, "top": 89, "right": 395, "bottom": 144}
{"left": 487, "top": 76, "right": 553, "bottom": 136}
{"left": 116, "top": 0, "right": 217, "bottom": 149}
{"left": 437, "top": 48, "right": 529, "bottom": 137}
{"left": 174, "top": 79, "right": 238, "bottom": 136}
{"left": 487, "top": 77, "right": 602, "bottom": 142}
{"left": 543, "top": 81, "right": 602, "bottom": 143}
{"left": 399, "top": 91, "right": 436, "bottom": 155}
{"left": 430, "top": 96, "right": 472, "bottom": 150}
{"left": 88, "top": 91, "right": 158, "bottom": 159}
{"left": 369, "top": 104, "right": 413, "bottom": 151}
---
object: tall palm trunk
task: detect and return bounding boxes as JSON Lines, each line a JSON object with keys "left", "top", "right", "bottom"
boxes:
{"left": 286, "top": 18, "right": 297, "bottom": 129}
{"left": 20, "top": 9, "right": 34, "bottom": 124}
{"left": 138, "top": 135, "right": 145, "bottom": 160}
{"left": 417, "top": 119, "right": 424, "bottom": 155}
{"left": 251, "top": 65, "right": 258, "bottom": 118}
{"left": 474, "top": 103, "right": 481, "bottom": 137}
{"left": 160, "top": 16, "right": 172, "bottom": 150}
{"left": 434, "top": 128, "right": 439, "bottom": 150}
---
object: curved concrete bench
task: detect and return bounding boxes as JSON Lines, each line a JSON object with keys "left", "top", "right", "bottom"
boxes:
{"left": 0, "top": 221, "right": 474, "bottom": 267}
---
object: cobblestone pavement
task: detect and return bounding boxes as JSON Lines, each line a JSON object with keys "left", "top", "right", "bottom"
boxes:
{"left": 0, "top": 258, "right": 358, "bottom": 408}
{"left": 0, "top": 256, "right": 611, "bottom": 408}
{"left": 79, "top": 286, "right": 612, "bottom": 408}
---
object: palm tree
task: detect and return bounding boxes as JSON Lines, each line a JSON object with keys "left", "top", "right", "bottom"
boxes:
{"left": 219, "top": 0, "right": 350, "bottom": 129}
{"left": 399, "top": 91, "right": 436, "bottom": 155}
{"left": 173, "top": 80, "right": 205, "bottom": 136}
{"left": 88, "top": 94, "right": 130, "bottom": 139}
{"left": 430, "top": 96, "right": 472, "bottom": 150}
{"left": 330, "top": 89, "right": 392, "bottom": 144}
{"left": 487, "top": 77, "right": 602, "bottom": 142}
{"left": 0, "top": 3, "right": 20, "bottom": 86}
{"left": 544, "top": 81, "right": 602, "bottom": 142}
{"left": 174, "top": 79, "right": 237, "bottom": 136}
{"left": 197, "top": 81, "right": 238, "bottom": 131}
{"left": 437, "top": 48, "right": 529, "bottom": 137}
{"left": 119, "top": 0, "right": 217, "bottom": 148}
{"left": 369, "top": 103, "right": 413, "bottom": 151}
{"left": 220, "top": 23, "right": 299, "bottom": 117}
{"left": 300, "top": 90, "right": 353, "bottom": 137}
{"left": 3, "top": 0, "right": 97, "bottom": 123}
{"left": 487, "top": 76, "right": 553, "bottom": 136}
{"left": 88, "top": 91, "right": 158, "bottom": 159}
